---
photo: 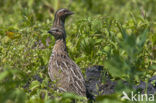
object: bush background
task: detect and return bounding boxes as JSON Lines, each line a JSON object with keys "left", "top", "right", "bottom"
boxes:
{"left": 0, "top": 0, "right": 156, "bottom": 103}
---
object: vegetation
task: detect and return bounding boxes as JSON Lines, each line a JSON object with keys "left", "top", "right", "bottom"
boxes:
{"left": 0, "top": 0, "right": 156, "bottom": 103}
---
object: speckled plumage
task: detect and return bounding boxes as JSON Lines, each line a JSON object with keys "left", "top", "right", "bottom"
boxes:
{"left": 48, "top": 38, "right": 86, "bottom": 96}
{"left": 48, "top": 9, "right": 86, "bottom": 96}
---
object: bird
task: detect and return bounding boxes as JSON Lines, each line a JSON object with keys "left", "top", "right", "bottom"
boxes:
{"left": 51, "top": 8, "right": 74, "bottom": 40}
{"left": 52, "top": 8, "right": 73, "bottom": 31}
{"left": 48, "top": 27, "right": 86, "bottom": 96}
{"left": 35, "top": 8, "right": 73, "bottom": 49}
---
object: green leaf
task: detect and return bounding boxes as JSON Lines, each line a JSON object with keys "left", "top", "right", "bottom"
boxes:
{"left": 30, "top": 80, "right": 40, "bottom": 91}
{"left": 0, "top": 71, "right": 8, "bottom": 81}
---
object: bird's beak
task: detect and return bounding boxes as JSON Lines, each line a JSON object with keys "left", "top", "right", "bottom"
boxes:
{"left": 67, "top": 10, "right": 74, "bottom": 15}
{"left": 48, "top": 30, "right": 53, "bottom": 34}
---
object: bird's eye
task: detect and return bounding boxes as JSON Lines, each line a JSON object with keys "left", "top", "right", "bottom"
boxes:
{"left": 56, "top": 29, "right": 59, "bottom": 32}
{"left": 64, "top": 10, "right": 67, "bottom": 13}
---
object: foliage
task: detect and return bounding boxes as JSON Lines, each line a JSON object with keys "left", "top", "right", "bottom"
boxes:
{"left": 0, "top": 0, "right": 156, "bottom": 103}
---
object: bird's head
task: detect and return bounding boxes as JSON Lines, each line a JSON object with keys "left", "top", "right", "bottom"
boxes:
{"left": 55, "top": 8, "right": 74, "bottom": 18}
{"left": 48, "top": 27, "right": 66, "bottom": 39}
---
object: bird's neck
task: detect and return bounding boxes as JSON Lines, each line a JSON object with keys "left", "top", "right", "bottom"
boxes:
{"left": 53, "top": 15, "right": 65, "bottom": 29}
{"left": 53, "top": 38, "right": 68, "bottom": 55}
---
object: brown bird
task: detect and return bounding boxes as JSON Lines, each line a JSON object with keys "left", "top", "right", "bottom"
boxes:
{"left": 35, "top": 9, "right": 73, "bottom": 49}
{"left": 53, "top": 8, "right": 73, "bottom": 30}
{"left": 48, "top": 27, "right": 86, "bottom": 96}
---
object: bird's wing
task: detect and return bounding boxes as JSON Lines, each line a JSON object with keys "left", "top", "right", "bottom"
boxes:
{"left": 62, "top": 56, "right": 86, "bottom": 96}
{"left": 48, "top": 54, "right": 86, "bottom": 96}
{"left": 48, "top": 55, "right": 70, "bottom": 83}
